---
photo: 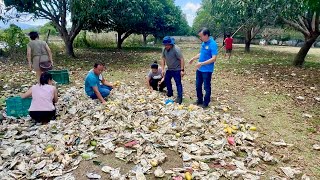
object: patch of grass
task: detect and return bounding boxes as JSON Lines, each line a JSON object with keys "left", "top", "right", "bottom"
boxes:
{"left": 306, "top": 127, "right": 317, "bottom": 134}
{"left": 235, "top": 150, "right": 247, "bottom": 158}
{"left": 218, "top": 46, "right": 320, "bottom": 71}
{"left": 304, "top": 60, "right": 320, "bottom": 69}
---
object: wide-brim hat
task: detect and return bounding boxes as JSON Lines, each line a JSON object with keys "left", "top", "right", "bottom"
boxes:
{"left": 162, "top": 36, "right": 175, "bottom": 45}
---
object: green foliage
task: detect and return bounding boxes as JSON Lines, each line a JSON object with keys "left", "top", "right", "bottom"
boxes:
{"left": 280, "top": 29, "right": 304, "bottom": 41}
{"left": 0, "top": 24, "right": 29, "bottom": 54}
{"left": 192, "top": 0, "right": 217, "bottom": 36}
{"left": 193, "top": 0, "right": 276, "bottom": 38}
{"left": 74, "top": 31, "right": 90, "bottom": 48}
{"left": 39, "top": 22, "right": 58, "bottom": 36}
{"left": 4, "top": 0, "right": 99, "bottom": 56}
{"left": 81, "top": 0, "right": 188, "bottom": 48}
{"left": 152, "top": 0, "right": 190, "bottom": 37}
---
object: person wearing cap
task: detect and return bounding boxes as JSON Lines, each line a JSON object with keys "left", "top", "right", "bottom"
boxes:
{"left": 84, "top": 62, "right": 114, "bottom": 104}
{"left": 189, "top": 28, "right": 218, "bottom": 108}
{"left": 161, "top": 36, "right": 185, "bottom": 104}
{"left": 27, "top": 31, "right": 53, "bottom": 81}
{"left": 146, "top": 61, "right": 166, "bottom": 92}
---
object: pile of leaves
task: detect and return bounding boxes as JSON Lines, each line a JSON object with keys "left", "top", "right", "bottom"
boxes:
{"left": 0, "top": 80, "right": 309, "bottom": 179}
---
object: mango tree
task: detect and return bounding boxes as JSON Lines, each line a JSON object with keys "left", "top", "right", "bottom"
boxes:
{"left": 4, "top": 0, "right": 98, "bottom": 57}
{"left": 274, "top": 0, "right": 320, "bottom": 66}
{"left": 151, "top": 0, "right": 188, "bottom": 43}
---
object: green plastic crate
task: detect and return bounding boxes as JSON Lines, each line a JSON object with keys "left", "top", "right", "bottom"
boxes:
{"left": 48, "top": 70, "right": 70, "bottom": 84}
{"left": 6, "top": 96, "right": 32, "bottom": 117}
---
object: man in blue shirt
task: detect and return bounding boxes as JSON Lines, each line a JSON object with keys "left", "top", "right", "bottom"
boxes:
{"left": 189, "top": 28, "right": 218, "bottom": 108}
{"left": 85, "top": 62, "right": 114, "bottom": 104}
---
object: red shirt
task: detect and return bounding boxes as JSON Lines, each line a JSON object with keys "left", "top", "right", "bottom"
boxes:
{"left": 224, "top": 37, "right": 233, "bottom": 50}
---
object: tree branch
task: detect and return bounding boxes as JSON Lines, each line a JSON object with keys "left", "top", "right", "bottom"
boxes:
{"left": 250, "top": 25, "right": 261, "bottom": 41}
{"left": 280, "top": 17, "right": 310, "bottom": 37}
{"left": 121, "top": 29, "right": 134, "bottom": 41}
{"left": 312, "top": 11, "right": 319, "bottom": 33}
{"left": 60, "top": 0, "right": 67, "bottom": 30}
{"left": 43, "top": 2, "right": 58, "bottom": 18}
{"left": 298, "top": 16, "right": 310, "bottom": 33}
{"left": 70, "top": 22, "right": 83, "bottom": 41}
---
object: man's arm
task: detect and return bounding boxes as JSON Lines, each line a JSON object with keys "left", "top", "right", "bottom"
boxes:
{"left": 45, "top": 43, "right": 53, "bottom": 63}
{"left": 196, "top": 55, "right": 217, "bottom": 69}
{"left": 146, "top": 76, "right": 153, "bottom": 90}
{"left": 160, "top": 57, "right": 166, "bottom": 76}
{"left": 27, "top": 46, "right": 32, "bottom": 70}
{"left": 189, "top": 53, "right": 200, "bottom": 64}
{"left": 180, "top": 58, "right": 185, "bottom": 77}
{"left": 180, "top": 58, "right": 185, "bottom": 70}
{"left": 92, "top": 86, "right": 106, "bottom": 103}
{"left": 101, "top": 78, "right": 113, "bottom": 88}
{"left": 53, "top": 87, "right": 58, "bottom": 103}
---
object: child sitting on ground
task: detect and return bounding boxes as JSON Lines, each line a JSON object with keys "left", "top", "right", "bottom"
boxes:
{"left": 146, "top": 61, "right": 166, "bottom": 92}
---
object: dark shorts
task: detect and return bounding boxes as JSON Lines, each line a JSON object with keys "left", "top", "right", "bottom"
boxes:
{"left": 29, "top": 110, "right": 56, "bottom": 124}
{"left": 226, "top": 49, "right": 232, "bottom": 53}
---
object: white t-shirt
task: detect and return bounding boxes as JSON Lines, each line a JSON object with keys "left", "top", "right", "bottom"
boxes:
{"left": 147, "top": 67, "right": 163, "bottom": 80}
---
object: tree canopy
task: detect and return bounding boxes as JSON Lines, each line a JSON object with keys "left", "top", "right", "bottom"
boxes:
{"left": 3, "top": 0, "right": 190, "bottom": 55}
{"left": 193, "top": 0, "right": 319, "bottom": 66}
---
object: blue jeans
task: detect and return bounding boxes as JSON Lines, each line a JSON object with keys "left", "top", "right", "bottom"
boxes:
{"left": 165, "top": 70, "right": 183, "bottom": 98}
{"left": 196, "top": 70, "right": 213, "bottom": 106}
{"left": 90, "top": 85, "right": 112, "bottom": 99}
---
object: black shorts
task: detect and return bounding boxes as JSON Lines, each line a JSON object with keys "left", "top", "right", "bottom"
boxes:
{"left": 29, "top": 110, "right": 56, "bottom": 123}
{"left": 226, "top": 49, "right": 232, "bottom": 53}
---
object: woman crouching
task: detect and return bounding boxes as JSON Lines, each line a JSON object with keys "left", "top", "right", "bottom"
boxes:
{"left": 21, "top": 72, "right": 58, "bottom": 124}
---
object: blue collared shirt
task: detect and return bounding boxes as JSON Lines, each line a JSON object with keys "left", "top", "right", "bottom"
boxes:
{"left": 84, "top": 70, "right": 102, "bottom": 96}
{"left": 199, "top": 37, "right": 218, "bottom": 72}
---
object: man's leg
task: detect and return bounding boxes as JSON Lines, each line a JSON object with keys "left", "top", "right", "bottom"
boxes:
{"left": 196, "top": 70, "right": 204, "bottom": 104}
{"left": 165, "top": 71, "right": 173, "bottom": 97}
{"left": 98, "top": 85, "right": 112, "bottom": 98}
{"left": 228, "top": 50, "right": 232, "bottom": 59}
{"left": 203, "top": 72, "right": 213, "bottom": 107}
{"left": 150, "top": 79, "right": 159, "bottom": 90}
{"left": 173, "top": 70, "right": 183, "bottom": 104}
{"left": 159, "top": 80, "right": 166, "bottom": 92}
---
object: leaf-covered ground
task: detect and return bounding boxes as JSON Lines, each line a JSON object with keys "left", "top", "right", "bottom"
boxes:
{"left": 0, "top": 44, "right": 319, "bottom": 179}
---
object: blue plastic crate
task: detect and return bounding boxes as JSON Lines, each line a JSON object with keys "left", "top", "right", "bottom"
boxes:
{"left": 48, "top": 70, "right": 70, "bottom": 85}
{"left": 6, "top": 96, "right": 32, "bottom": 117}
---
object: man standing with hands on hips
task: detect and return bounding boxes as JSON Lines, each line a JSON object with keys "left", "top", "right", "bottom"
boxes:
{"left": 189, "top": 28, "right": 218, "bottom": 108}
{"left": 161, "top": 36, "right": 185, "bottom": 104}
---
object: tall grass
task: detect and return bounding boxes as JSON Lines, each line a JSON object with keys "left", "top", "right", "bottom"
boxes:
{"left": 74, "top": 31, "right": 157, "bottom": 49}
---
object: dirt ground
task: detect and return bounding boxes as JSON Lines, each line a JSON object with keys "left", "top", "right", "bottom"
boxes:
{"left": 1, "top": 43, "right": 319, "bottom": 179}
{"left": 68, "top": 44, "right": 320, "bottom": 179}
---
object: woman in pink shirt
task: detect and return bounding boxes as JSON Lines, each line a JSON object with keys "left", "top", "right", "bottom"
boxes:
{"left": 21, "top": 72, "right": 58, "bottom": 124}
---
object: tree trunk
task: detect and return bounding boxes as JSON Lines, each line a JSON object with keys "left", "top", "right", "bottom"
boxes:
{"left": 65, "top": 39, "right": 75, "bottom": 57}
{"left": 60, "top": 33, "right": 75, "bottom": 57}
{"left": 223, "top": 29, "right": 226, "bottom": 46}
{"left": 52, "top": 22, "right": 81, "bottom": 58}
{"left": 117, "top": 33, "right": 124, "bottom": 49}
{"left": 83, "top": 30, "right": 90, "bottom": 47}
{"left": 293, "top": 35, "right": 319, "bottom": 67}
{"left": 116, "top": 31, "right": 133, "bottom": 49}
{"left": 143, "top": 34, "right": 148, "bottom": 46}
{"left": 245, "top": 30, "right": 252, "bottom": 52}
{"left": 46, "top": 29, "right": 51, "bottom": 43}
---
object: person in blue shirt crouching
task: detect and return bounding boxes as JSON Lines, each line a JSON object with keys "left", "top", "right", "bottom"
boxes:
{"left": 85, "top": 62, "right": 114, "bottom": 104}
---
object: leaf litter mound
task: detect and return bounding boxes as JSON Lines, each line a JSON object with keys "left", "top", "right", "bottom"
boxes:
{"left": 0, "top": 82, "right": 308, "bottom": 179}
